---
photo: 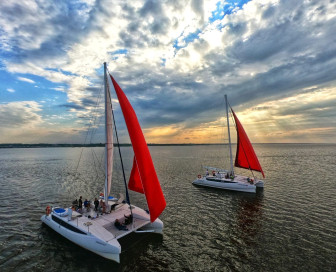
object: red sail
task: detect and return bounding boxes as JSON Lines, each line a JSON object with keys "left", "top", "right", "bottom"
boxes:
{"left": 110, "top": 75, "right": 166, "bottom": 222}
{"left": 231, "top": 108, "right": 265, "bottom": 178}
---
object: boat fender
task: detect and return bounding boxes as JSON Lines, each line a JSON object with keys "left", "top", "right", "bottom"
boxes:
{"left": 198, "top": 174, "right": 201, "bottom": 179}
{"left": 46, "top": 206, "right": 51, "bottom": 215}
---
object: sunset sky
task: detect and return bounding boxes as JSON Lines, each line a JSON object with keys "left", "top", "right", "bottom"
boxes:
{"left": 1, "top": 0, "right": 336, "bottom": 144}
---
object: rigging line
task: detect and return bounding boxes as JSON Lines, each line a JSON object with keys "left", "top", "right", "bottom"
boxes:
{"left": 91, "top": 148, "right": 102, "bottom": 179}
{"left": 89, "top": 84, "right": 105, "bottom": 143}
{"left": 90, "top": 115, "right": 104, "bottom": 144}
{"left": 73, "top": 82, "right": 104, "bottom": 180}
{"left": 93, "top": 147, "right": 105, "bottom": 174}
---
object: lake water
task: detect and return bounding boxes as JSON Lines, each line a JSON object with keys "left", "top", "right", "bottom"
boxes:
{"left": 0, "top": 144, "right": 335, "bottom": 271}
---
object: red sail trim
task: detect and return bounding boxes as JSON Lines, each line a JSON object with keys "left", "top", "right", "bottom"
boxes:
{"left": 110, "top": 75, "right": 166, "bottom": 222}
{"left": 231, "top": 108, "right": 265, "bottom": 178}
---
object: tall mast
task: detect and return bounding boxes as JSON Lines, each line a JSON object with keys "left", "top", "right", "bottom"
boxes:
{"left": 103, "top": 62, "right": 109, "bottom": 205}
{"left": 225, "top": 94, "right": 234, "bottom": 176}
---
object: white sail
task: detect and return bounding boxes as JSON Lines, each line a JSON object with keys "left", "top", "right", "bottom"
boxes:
{"left": 104, "top": 63, "right": 114, "bottom": 204}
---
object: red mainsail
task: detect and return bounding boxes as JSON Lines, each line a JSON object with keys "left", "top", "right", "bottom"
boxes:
{"left": 231, "top": 108, "right": 265, "bottom": 178}
{"left": 110, "top": 75, "right": 166, "bottom": 222}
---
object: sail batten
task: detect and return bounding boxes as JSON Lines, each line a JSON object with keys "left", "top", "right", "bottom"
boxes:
{"left": 231, "top": 108, "right": 265, "bottom": 178}
{"left": 109, "top": 74, "right": 166, "bottom": 222}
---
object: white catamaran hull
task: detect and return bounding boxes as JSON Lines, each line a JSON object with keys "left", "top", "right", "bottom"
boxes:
{"left": 192, "top": 176, "right": 263, "bottom": 193}
{"left": 41, "top": 204, "right": 163, "bottom": 263}
{"left": 41, "top": 214, "right": 121, "bottom": 262}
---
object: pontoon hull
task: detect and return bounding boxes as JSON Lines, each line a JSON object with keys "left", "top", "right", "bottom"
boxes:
{"left": 41, "top": 214, "right": 121, "bottom": 262}
{"left": 192, "top": 177, "right": 257, "bottom": 193}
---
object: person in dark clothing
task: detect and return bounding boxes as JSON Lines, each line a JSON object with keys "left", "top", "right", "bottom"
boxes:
{"left": 124, "top": 214, "right": 133, "bottom": 225}
{"left": 114, "top": 219, "right": 128, "bottom": 230}
{"left": 94, "top": 198, "right": 99, "bottom": 211}
{"left": 72, "top": 199, "right": 78, "bottom": 210}
{"left": 78, "top": 196, "right": 83, "bottom": 211}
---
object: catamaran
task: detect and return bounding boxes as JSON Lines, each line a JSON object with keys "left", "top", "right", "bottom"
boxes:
{"left": 192, "top": 95, "right": 265, "bottom": 193}
{"left": 41, "top": 63, "right": 166, "bottom": 263}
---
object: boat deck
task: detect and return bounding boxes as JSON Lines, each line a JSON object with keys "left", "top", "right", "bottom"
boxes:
{"left": 205, "top": 173, "right": 255, "bottom": 185}
{"left": 57, "top": 203, "right": 151, "bottom": 242}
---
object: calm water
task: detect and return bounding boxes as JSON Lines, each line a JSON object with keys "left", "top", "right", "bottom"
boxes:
{"left": 0, "top": 144, "right": 335, "bottom": 271}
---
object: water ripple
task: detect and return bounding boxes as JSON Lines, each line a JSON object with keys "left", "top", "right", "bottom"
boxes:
{"left": 0, "top": 145, "right": 335, "bottom": 271}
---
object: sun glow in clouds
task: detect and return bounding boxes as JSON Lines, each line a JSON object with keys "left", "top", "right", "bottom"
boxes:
{"left": 0, "top": 0, "right": 336, "bottom": 143}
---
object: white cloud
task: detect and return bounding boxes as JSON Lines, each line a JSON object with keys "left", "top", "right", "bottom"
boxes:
{"left": 52, "top": 87, "right": 66, "bottom": 92}
{"left": 18, "top": 77, "right": 35, "bottom": 83}
{"left": 0, "top": 101, "right": 43, "bottom": 129}
{"left": 7, "top": 88, "right": 15, "bottom": 93}
{"left": 1, "top": 0, "right": 336, "bottom": 143}
{"left": 0, "top": 101, "right": 85, "bottom": 143}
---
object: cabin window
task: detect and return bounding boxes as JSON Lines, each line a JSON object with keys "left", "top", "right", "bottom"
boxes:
{"left": 51, "top": 215, "right": 86, "bottom": 235}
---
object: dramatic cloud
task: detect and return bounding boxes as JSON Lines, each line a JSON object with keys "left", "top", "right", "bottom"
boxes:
{"left": 0, "top": 101, "right": 86, "bottom": 143}
{"left": 0, "top": 0, "right": 336, "bottom": 143}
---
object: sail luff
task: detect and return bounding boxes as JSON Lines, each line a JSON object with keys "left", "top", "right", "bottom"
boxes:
{"left": 104, "top": 63, "right": 114, "bottom": 204}
{"left": 231, "top": 107, "right": 265, "bottom": 178}
{"left": 109, "top": 74, "right": 166, "bottom": 222}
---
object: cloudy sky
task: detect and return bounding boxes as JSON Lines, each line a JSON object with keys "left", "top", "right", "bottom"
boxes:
{"left": 0, "top": 0, "right": 335, "bottom": 144}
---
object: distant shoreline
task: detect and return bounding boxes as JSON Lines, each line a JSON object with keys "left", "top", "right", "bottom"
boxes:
{"left": 0, "top": 143, "right": 333, "bottom": 148}
{"left": 0, "top": 143, "right": 224, "bottom": 148}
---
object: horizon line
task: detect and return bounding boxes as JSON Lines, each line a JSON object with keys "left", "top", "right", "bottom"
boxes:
{"left": 0, "top": 142, "right": 335, "bottom": 148}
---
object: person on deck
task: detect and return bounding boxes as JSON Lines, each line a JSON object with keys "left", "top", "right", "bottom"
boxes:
{"left": 84, "top": 199, "right": 90, "bottom": 210}
{"left": 124, "top": 214, "right": 133, "bottom": 225}
{"left": 78, "top": 196, "right": 83, "bottom": 211}
{"left": 114, "top": 219, "right": 128, "bottom": 230}
{"left": 72, "top": 199, "right": 78, "bottom": 210}
{"left": 94, "top": 198, "right": 99, "bottom": 211}
{"left": 99, "top": 199, "right": 106, "bottom": 213}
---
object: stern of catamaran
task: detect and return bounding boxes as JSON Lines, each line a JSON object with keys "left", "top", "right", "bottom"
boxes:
{"left": 255, "top": 180, "right": 264, "bottom": 188}
{"left": 136, "top": 217, "right": 164, "bottom": 234}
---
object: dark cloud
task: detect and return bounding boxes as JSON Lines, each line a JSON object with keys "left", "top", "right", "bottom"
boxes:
{"left": 150, "top": 17, "right": 171, "bottom": 35}
{"left": 59, "top": 103, "right": 85, "bottom": 110}
{"left": 140, "top": 0, "right": 163, "bottom": 16}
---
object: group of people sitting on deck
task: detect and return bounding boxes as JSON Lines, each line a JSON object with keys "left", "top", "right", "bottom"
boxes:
{"left": 71, "top": 196, "right": 108, "bottom": 214}
{"left": 114, "top": 214, "right": 133, "bottom": 231}
{"left": 71, "top": 193, "right": 128, "bottom": 216}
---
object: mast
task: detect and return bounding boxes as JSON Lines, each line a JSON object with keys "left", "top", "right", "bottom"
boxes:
{"left": 103, "top": 62, "right": 109, "bottom": 206}
{"left": 225, "top": 94, "right": 234, "bottom": 176}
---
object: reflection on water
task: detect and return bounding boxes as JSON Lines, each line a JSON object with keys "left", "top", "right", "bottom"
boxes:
{"left": 0, "top": 144, "right": 336, "bottom": 271}
{"left": 236, "top": 191, "right": 264, "bottom": 244}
